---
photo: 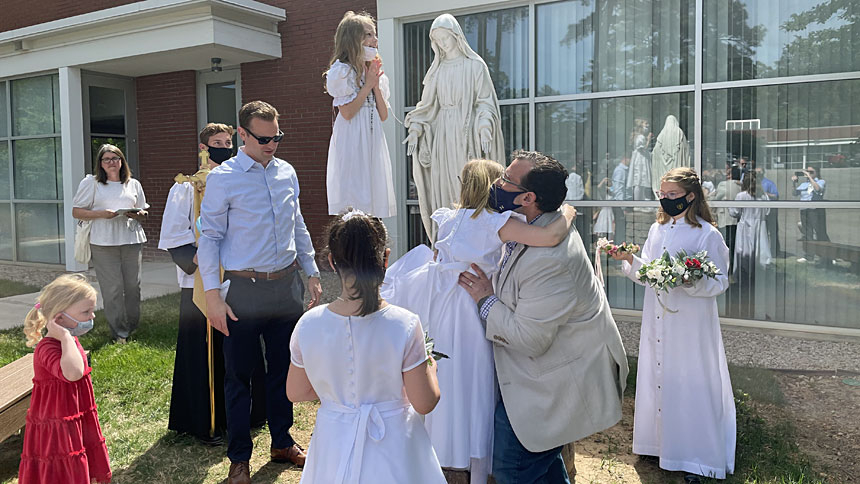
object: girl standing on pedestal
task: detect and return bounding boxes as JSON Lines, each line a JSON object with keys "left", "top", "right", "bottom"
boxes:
{"left": 325, "top": 11, "right": 396, "bottom": 218}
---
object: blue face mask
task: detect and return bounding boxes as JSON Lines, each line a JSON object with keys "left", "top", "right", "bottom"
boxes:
{"left": 62, "top": 312, "right": 94, "bottom": 337}
{"left": 489, "top": 184, "right": 524, "bottom": 213}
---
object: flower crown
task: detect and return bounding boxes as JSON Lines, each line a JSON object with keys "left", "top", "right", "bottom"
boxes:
{"left": 341, "top": 208, "right": 366, "bottom": 222}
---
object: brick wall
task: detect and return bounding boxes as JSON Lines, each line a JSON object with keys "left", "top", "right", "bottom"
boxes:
{"left": 135, "top": 71, "right": 199, "bottom": 260}
{"left": 0, "top": 1, "right": 137, "bottom": 32}
{"left": 240, "top": 0, "right": 378, "bottom": 249}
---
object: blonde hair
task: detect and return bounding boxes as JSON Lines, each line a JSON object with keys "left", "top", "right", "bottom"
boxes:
{"left": 657, "top": 167, "right": 716, "bottom": 228}
{"left": 23, "top": 274, "right": 97, "bottom": 347}
{"left": 457, "top": 159, "right": 505, "bottom": 218}
{"left": 629, "top": 118, "right": 648, "bottom": 146}
{"left": 328, "top": 11, "right": 378, "bottom": 90}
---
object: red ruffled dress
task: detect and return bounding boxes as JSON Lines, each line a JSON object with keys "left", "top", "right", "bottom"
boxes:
{"left": 18, "top": 337, "right": 111, "bottom": 484}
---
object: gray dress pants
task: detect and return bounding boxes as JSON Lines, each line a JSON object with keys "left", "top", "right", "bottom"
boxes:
{"left": 90, "top": 243, "right": 143, "bottom": 339}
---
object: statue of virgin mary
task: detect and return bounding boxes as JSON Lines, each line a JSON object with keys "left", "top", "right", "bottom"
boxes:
{"left": 404, "top": 14, "right": 505, "bottom": 241}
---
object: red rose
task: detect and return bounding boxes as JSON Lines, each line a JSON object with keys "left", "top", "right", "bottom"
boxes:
{"left": 685, "top": 258, "right": 701, "bottom": 269}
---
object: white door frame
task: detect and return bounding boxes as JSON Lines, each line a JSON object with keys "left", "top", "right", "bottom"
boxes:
{"left": 196, "top": 68, "right": 242, "bottom": 139}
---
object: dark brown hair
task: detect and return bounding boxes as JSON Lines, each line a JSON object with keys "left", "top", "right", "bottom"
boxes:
{"left": 513, "top": 150, "right": 569, "bottom": 213}
{"left": 238, "top": 101, "right": 279, "bottom": 129}
{"left": 95, "top": 144, "right": 131, "bottom": 184}
{"left": 325, "top": 209, "right": 388, "bottom": 316}
{"left": 657, "top": 167, "right": 716, "bottom": 228}
{"left": 199, "top": 123, "right": 235, "bottom": 145}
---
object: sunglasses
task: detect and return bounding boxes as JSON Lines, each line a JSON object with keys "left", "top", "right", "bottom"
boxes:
{"left": 243, "top": 127, "right": 284, "bottom": 145}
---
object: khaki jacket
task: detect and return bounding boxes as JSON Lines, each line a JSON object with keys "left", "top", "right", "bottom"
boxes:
{"left": 486, "top": 210, "right": 629, "bottom": 452}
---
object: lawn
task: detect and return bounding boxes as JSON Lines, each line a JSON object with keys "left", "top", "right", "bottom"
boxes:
{"left": 0, "top": 280, "right": 40, "bottom": 299}
{"left": 0, "top": 293, "right": 833, "bottom": 483}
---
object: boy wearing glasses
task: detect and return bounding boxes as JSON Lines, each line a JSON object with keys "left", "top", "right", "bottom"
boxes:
{"left": 197, "top": 101, "right": 322, "bottom": 484}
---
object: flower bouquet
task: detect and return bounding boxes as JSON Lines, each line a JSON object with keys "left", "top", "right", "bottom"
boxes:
{"left": 424, "top": 331, "right": 450, "bottom": 366}
{"left": 596, "top": 238, "right": 640, "bottom": 257}
{"left": 637, "top": 249, "right": 721, "bottom": 313}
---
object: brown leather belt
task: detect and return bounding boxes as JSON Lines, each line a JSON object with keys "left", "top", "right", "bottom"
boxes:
{"left": 225, "top": 262, "right": 298, "bottom": 281}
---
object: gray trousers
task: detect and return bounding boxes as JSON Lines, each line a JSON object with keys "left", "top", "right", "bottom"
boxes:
{"left": 91, "top": 243, "right": 142, "bottom": 339}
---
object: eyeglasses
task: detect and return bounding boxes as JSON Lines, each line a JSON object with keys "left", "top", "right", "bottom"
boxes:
{"left": 243, "top": 127, "right": 284, "bottom": 145}
{"left": 101, "top": 157, "right": 122, "bottom": 164}
{"left": 498, "top": 174, "right": 528, "bottom": 192}
{"left": 656, "top": 190, "right": 687, "bottom": 200}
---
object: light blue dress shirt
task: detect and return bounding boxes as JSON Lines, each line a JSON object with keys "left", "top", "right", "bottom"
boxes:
{"left": 795, "top": 178, "right": 826, "bottom": 201}
{"left": 197, "top": 148, "right": 320, "bottom": 291}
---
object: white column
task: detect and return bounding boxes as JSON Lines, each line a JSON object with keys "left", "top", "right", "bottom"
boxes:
{"left": 378, "top": 17, "right": 407, "bottom": 258}
{"left": 59, "top": 66, "right": 88, "bottom": 272}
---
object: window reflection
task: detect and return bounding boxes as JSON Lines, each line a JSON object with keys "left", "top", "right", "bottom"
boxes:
{"left": 704, "top": 0, "right": 860, "bottom": 82}
{"left": 703, "top": 79, "right": 860, "bottom": 202}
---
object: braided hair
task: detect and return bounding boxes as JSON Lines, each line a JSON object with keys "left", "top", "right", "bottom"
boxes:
{"left": 325, "top": 209, "right": 389, "bottom": 316}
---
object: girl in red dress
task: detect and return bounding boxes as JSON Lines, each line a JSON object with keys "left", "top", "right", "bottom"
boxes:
{"left": 18, "top": 274, "right": 112, "bottom": 484}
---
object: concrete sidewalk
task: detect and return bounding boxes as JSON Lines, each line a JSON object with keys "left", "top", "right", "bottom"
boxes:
{"left": 0, "top": 262, "right": 180, "bottom": 331}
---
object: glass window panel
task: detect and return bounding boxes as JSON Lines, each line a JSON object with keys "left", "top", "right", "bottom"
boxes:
{"left": 0, "top": 203, "right": 11, "bottom": 261}
{"left": 11, "top": 75, "right": 61, "bottom": 136}
{"left": 500, "top": 104, "right": 528, "bottom": 163}
{"left": 403, "top": 7, "right": 528, "bottom": 104}
{"left": 15, "top": 203, "right": 64, "bottom": 264}
{"left": 89, "top": 86, "right": 126, "bottom": 135}
{"left": 0, "top": 81, "right": 7, "bottom": 137}
{"left": 703, "top": 79, "right": 860, "bottom": 202}
{"left": 537, "top": 92, "right": 693, "bottom": 202}
{"left": 206, "top": 82, "right": 238, "bottom": 147}
{"left": 13, "top": 138, "right": 63, "bottom": 200}
{"left": 704, "top": 0, "right": 860, "bottom": 82}
{"left": 0, "top": 141, "right": 9, "bottom": 200}
{"left": 407, "top": 204, "right": 431, "bottom": 250}
{"left": 537, "top": 0, "right": 694, "bottom": 95}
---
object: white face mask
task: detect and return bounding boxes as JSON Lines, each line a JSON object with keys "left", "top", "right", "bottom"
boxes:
{"left": 363, "top": 46, "right": 378, "bottom": 62}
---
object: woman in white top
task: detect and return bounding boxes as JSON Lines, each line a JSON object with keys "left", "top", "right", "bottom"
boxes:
{"left": 325, "top": 11, "right": 396, "bottom": 218}
{"left": 72, "top": 144, "right": 148, "bottom": 343}
{"left": 287, "top": 209, "right": 445, "bottom": 484}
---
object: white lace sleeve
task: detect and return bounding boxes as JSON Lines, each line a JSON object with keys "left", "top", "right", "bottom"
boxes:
{"left": 326, "top": 60, "right": 358, "bottom": 107}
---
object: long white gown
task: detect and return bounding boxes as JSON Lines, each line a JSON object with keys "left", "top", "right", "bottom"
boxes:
{"left": 290, "top": 304, "right": 445, "bottom": 484}
{"left": 621, "top": 217, "right": 736, "bottom": 479}
{"left": 381, "top": 207, "right": 518, "bottom": 484}
{"left": 729, "top": 191, "right": 772, "bottom": 273}
{"left": 326, "top": 60, "right": 396, "bottom": 218}
{"left": 627, "top": 133, "right": 652, "bottom": 199}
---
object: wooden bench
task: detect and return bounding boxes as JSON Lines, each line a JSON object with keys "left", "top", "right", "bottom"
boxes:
{"left": 802, "top": 240, "right": 860, "bottom": 266}
{"left": 0, "top": 353, "right": 34, "bottom": 442}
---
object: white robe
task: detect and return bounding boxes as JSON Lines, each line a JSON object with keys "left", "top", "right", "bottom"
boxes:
{"left": 729, "top": 191, "right": 772, "bottom": 274}
{"left": 325, "top": 60, "right": 396, "bottom": 218}
{"left": 621, "top": 218, "right": 736, "bottom": 479}
{"left": 626, "top": 134, "right": 651, "bottom": 197}
{"left": 157, "top": 182, "right": 196, "bottom": 288}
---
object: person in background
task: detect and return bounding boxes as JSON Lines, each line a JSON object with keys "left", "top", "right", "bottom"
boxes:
{"left": 72, "top": 144, "right": 148, "bottom": 344}
{"left": 792, "top": 166, "right": 829, "bottom": 263}
{"left": 754, "top": 165, "right": 781, "bottom": 257}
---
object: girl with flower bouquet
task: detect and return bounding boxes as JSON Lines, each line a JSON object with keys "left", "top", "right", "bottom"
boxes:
{"left": 286, "top": 209, "right": 445, "bottom": 484}
{"left": 609, "top": 167, "right": 735, "bottom": 481}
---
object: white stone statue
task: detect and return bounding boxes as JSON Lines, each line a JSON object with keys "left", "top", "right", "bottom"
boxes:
{"left": 403, "top": 13, "right": 505, "bottom": 241}
{"left": 650, "top": 115, "right": 690, "bottom": 197}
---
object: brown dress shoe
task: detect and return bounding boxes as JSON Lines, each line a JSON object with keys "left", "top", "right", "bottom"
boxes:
{"left": 271, "top": 444, "right": 306, "bottom": 467}
{"left": 227, "top": 461, "right": 251, "bottom": 484}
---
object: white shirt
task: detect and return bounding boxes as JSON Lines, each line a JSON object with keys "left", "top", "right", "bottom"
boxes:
{"left": 73, "top": 175, "right": 148, "bottom": 246}
{"left": 565, "top": 172, "right": 584, "bottom": 200}
{"left": 158, "top": 182, "right": 197, "bottom": 288}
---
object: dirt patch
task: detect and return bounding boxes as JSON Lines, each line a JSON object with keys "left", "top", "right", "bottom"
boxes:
{"left": 775, "top": 373, "right": 860, "bottom": 483}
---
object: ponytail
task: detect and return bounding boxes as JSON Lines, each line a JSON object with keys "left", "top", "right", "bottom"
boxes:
{"left": 22, "top": 274, "right": 97, "bottom": 347}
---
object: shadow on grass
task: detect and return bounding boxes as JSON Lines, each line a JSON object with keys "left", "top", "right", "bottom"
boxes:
{"left": 111, "top": 433, "right": 227, "bottom": 484}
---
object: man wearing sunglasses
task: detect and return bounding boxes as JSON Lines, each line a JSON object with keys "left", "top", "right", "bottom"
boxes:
{"left": 458, "top": 150, "right": 628, "bottom": 484}
{"left": 197, "top": 101, "right": 322, "bottom": 484}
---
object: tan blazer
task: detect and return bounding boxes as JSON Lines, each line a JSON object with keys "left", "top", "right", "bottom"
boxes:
{"left": 486, "top": 210, "right": 629, "bottom": 452}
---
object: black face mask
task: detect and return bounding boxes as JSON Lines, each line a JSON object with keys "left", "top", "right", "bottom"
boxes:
{"left": 489, "top": 184, "right": 524, "bottom": 213}
{"left": 206, "top": 146, "right": 233, "bottom": 164}
{"left": 660, "top": 193, "right": 691, "bottom": 217}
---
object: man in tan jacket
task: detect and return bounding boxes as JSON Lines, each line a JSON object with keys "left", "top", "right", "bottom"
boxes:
{"left": 460, "top": 150, "right": 628, "bottom": 483}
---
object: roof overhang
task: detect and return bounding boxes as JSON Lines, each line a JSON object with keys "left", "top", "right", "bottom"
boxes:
{"left": 0, "top": 0, "right": 286, "bottom": 78}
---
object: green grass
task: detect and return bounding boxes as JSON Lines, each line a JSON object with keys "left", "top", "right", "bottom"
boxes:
{"left": 0, "top": 298, "right": 833, "bottom": 483}
{"left": 0, "top": 280, "right": 40, "bottom": 299}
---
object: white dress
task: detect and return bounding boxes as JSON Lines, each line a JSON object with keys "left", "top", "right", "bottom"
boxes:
{"left": 381, "top": 207, "right": 519, "bottom": 484}
{"left": 290, "top": 304, "right": 445, "bottom": 484}
{"left": 326, "top": 60, "right": 396, "bottom": 218}
{"left": 729, "top": 192, "right": 772, "bottom": 273}
{"left": 626, "top": 133, "right": 652, "bottom": 199}
{"left": 594, "top": 207, "right": 614, "bottom": 235}
{"left": 621, "top": 217, "right": 736, "bottom": 479}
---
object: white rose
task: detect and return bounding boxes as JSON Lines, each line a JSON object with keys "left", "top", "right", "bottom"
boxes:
{"left": 673, "top": 263, "right": 686, "bottom": 276}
